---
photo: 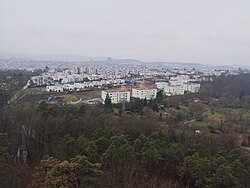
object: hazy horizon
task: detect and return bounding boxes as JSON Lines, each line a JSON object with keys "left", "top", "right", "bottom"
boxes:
{"left": 0, "top": 51, "right": 249, "bottom": 68}
{"left": 1, "top": 0, "right": 250, "bottom": 65}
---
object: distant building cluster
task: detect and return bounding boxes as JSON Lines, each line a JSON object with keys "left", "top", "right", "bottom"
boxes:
{"left": 31, "top": 69, "right": 126, "bottom": 92}
{"left": 156, "top": 75, "right": 201, "bottom": 96}
{"left": 25, "top": 60, "right": 249, "bottom": 104}
{"left": 43, "top": 79, "right": 125, "bottom": 92}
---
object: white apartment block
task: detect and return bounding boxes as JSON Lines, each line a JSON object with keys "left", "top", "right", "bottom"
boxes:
{"left": 131, "top": 88, "right": 157, "bottom": 100}
{"left": 46, "top": 85, "right": 63, "bottom": 92}
{"left": 169, "top": 75, "right": 193, "bottom": 86}
{"left": 156, "top": 82, "right": 168, "bottom": 90}
{"left": 101, "top": 90, "right": 131, "bottom": 104}
{"left": 163, "top": 83, "right": 200, "bottom": 96}
{"left": 31, "top": 75, "right": 54, "bottom": 86}
{"left": 185, "top": 83, "right": 201, "bottom": 93}
{"left": 42, "top": 78, "right": 126, "bottom": 92}
{"left": 164, "top": 85, "right": 185, "bottom": 96}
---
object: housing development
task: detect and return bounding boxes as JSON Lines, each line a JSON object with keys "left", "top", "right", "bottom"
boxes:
{"left": 23, "top": 59, "right": 246, "bottom": 105}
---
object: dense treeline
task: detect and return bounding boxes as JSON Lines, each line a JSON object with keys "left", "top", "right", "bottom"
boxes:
{"left": 0, "top": 70, "right": 40, "bottom": 96}
{"left": 0, "top": 102, "right": 250, "bottom": 188}
{"left": 28, "top": 131, "right": 250, "bottom": 188}
{"left": 200, "top": 73, "right": 250, "bottom": 102}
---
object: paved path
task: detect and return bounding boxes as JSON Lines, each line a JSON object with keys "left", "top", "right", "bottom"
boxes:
{"left": 183, "top": 110, "right": 211, "bottom": 125}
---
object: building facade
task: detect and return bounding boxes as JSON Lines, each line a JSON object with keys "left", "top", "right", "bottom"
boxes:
{"left": 131, "top": 88, "right": 157, "bottom": 100}
{"left": 101, "top": 90, "right": 131, "bottom": 104}
{"left": 46, "top": 85, "right": 63, "bottom": 92}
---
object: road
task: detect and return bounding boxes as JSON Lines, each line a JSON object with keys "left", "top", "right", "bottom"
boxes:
{"left": 8, "top": 80, "right": 30, "bottom": 104}
{"left": 183, "top": 110, "right": 211, "bottom": 125}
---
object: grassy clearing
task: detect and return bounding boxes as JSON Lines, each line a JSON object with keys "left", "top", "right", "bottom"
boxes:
{"left": 205, "top": 111, "right": 226, "bottom": 122}
{"left": 62, "top": 95, "right": 78, "bottom": 102}
{"left": 24, "top": 87, "right": 45, "bottom": 95}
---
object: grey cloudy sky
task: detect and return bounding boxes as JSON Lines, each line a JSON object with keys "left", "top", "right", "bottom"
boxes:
{"left": 0, "top": 0, "right": 250, "bottom": 65}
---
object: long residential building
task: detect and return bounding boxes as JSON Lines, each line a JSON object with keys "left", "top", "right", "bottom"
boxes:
{"left": 131, "top": 88, "right": 157, "bottom": 100}
{"left": 46, "top": 85, "right": 63, "bottom": 92}
{"left": 160, "top": 82, "right": 200, "bottom": 96}
{"left": 101, "top": 90, "right": 131, "bottom": 104}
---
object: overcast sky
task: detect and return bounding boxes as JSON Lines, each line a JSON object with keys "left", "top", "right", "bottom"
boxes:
{"left": 0, "top": 0, "right": 250, "bottom": 65}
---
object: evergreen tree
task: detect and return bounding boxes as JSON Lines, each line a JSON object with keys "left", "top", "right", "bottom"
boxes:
{"left": 104, "top": 94, "right": 112, "bottom": 109}
{"left": 143, "top": 98, "right": 147, "bottom": 106}
{"left": 58, "top": 134, "right": 77, "bottom": 160}
{"left": 156, "top": 90, "right": 164, "bottom": 103}
{"left": 102, "top": 134, "right": 135, "bottom": 168}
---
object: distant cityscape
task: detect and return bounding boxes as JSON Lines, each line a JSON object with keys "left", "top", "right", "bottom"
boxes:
{"left": 0, "top": 56, "right": 238, "bottom": 105}
{"left": 1, "top": 56, "right": 249, "bottom": 105}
